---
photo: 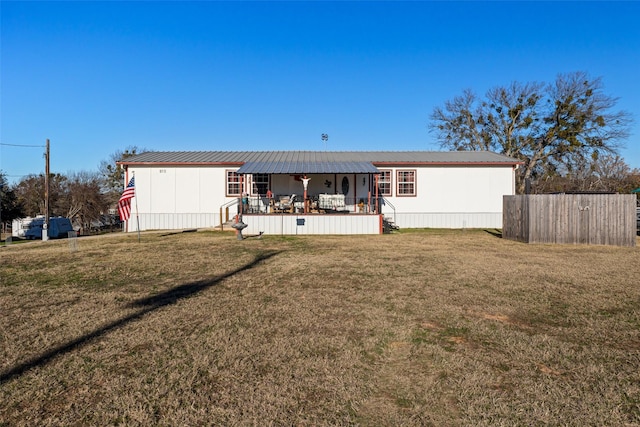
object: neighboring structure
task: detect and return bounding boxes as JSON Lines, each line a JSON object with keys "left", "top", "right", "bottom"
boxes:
{"left": 117, "top": 151, "right": 521, "bottom": 235}
{"left": 12, "top": 217, "right": 38, "bottom": 238}
{"left": 503, "top": 194, "right": 637, "bottom": 247}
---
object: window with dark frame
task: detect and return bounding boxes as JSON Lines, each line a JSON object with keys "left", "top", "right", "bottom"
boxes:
{"left": 397, "top": 170, "right": 416, "bottom": 196}
{"left": 226, "top": 170, "right": 241, "bottom": 196}
{"left": 378, "top": 169, "right": 392, "bottom": 196}
{"left": 251, "top": 173, "right": 269, "bottom": 196}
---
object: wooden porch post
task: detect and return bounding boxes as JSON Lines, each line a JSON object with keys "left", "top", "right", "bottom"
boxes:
{"left": 353, "top": 173, "right": 357, "bottom": 212}
{"left": 374, "top": 174, "right": 380, "bottom": 214}
{"left": 367, "top": 173, "right": 372, "bottom": 212}
{"left": 239, "top": 174, "right": 244, "bottom": 215}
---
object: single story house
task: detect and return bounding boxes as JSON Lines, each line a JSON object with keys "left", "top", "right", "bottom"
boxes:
{"left": 117, "top": 150, "right": 521, "bottom": 235}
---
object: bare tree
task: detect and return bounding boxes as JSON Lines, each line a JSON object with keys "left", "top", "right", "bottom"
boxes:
{"left": 534, "top": 154, "right": 640, "bottom": 194}
{"left": 14, "top": 171, "right": 110, "bottom": 232}
{"left": 430, "top": 72, "right": 633, "bottom": 193}
{"left": 64, "top": 171, "right": 109, "bottom": 232}
{"left": 431, "top": 89, "right": 492, "bottom": 151}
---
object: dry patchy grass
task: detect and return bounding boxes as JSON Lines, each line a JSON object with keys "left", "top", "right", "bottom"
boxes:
{"left": 1, "top": 230, "right": 639, "bottom": 426}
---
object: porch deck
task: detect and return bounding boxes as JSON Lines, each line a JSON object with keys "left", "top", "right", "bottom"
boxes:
{"left": 223, "top": 194, "right": 391, "bottom": 235}
{"left": 240, "top": 212, "right": 384, "bottom": 235}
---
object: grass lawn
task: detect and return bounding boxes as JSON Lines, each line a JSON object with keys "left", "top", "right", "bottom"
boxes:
{"left": 1, "top": 229, "right": 639, "bottom": 426}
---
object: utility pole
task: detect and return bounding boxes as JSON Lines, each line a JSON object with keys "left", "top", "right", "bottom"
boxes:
{"left": 43, "top": 139, "right": 50, "bottom": 241}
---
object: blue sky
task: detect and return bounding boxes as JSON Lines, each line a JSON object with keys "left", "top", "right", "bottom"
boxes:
{"left": 1, "top": 1, "right": 639, "bottom": 184}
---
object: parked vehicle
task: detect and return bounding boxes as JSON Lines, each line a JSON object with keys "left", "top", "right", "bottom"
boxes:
{"left": 24, "top": 217, "right": 74, "bottom": 240}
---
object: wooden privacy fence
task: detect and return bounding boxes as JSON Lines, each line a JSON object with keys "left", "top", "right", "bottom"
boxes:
{"left": 503, "top": 194, "right": 636, "bottom": 247}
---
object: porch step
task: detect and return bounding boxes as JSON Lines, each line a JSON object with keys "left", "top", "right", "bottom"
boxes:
{"left": 383, "top": 217, "right": 400, "bottom": 233}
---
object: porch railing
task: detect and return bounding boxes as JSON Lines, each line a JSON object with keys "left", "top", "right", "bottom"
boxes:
{"left": 219, "top": 198, "right": 240, "bottom": 229}
{"left": 380, "top": 197, "right": 397, "bottom": 224}
{"left": 241, "top": 195, "right": 385, "bottom": 215}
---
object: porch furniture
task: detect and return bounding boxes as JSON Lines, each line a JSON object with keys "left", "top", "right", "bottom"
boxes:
{"left": 318, "top": 194, "right": 346, "bottom": 211}
{"left": 274, "top": 195, "right": 296, "bottom": 213}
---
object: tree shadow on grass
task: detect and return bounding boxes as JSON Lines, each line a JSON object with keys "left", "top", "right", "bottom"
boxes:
{"left": 0, "top": 250, "right": 282, "bottom": 385}
{"left": 484, "top": 228, "right": 503, "bottom": 238}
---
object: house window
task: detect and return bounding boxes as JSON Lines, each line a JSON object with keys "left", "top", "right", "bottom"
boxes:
{"left": 378, "top": 170, "right": 392, "bottom": 196}
{"left": 226, "top": 170, "right": 242, "bottom": 196}
{"left": 251, "top": 174, "right": 269, "bottom": 196}
{"left": 397, "top": 170, "right": 416, "bottom": 196}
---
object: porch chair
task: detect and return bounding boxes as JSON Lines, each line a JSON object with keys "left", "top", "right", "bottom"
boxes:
{"left": 277, "top": 194, "right": 296, "bottom": 213}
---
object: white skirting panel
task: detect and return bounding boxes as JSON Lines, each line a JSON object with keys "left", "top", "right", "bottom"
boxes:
{"left": 126, "top": 213, "right": 220, "bottom": 232}
{"left": 242, "top": 214, "right": 382, "bottom": 235}
{"left": 393, "top": 212, "right": 502, "bottom": 229}
{"left": 124, "top": 212, "right": 501, "bottom": 233}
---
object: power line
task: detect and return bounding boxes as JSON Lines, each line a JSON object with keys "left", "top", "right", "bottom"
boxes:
{"left": 0, "top": 143, "right": 46, "bottom": 148}
{"left": 0, "top": 141, "right": 48, "bottom": 183}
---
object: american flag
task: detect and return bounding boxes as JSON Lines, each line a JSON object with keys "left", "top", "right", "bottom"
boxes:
{"left": 118, "top": 176, "right": 135, "bottom": 221}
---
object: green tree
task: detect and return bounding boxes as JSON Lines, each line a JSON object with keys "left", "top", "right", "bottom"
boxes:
{"left": 430, "top": 72, "right": 632, "bottom": 193}
{"left": 99, "top": 146, "right": 145, "bottom": 203}
{"left": 14, "top": 173, "right": 67, "bottom": 218}
{"left": 1, "top": 172, "right": 25, "bottom": 233}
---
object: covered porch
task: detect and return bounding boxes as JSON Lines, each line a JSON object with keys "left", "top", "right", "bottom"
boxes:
{"left": 242, "top": 192, "right": 380, "bottom": 215}
{"left": 227, "top": 160, "right": 389, "bottom": 235}
{"left": 236, "top": 160, "right": 384, "bottom": 216}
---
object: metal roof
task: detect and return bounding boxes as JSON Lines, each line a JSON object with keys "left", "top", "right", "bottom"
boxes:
{"left": 119, "top": 150, "right": 521, "bottom": 166}
{"left": 237, "top": 160, "right": 380, "bottom": 174}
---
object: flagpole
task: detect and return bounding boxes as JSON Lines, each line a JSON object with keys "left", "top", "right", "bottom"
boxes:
{"left": 122, "top": 173, "right": 128, "bottom": 234}
{"left": 118, "top": 171, "right": 137, "bottom": 240}
{"left": 133, "top": 172, "right": 141, "bottom": 243}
